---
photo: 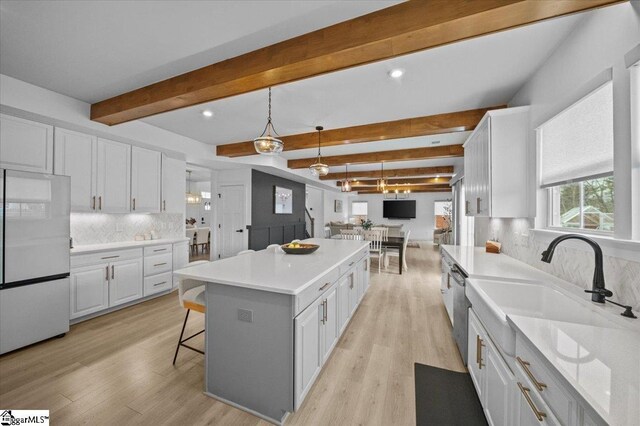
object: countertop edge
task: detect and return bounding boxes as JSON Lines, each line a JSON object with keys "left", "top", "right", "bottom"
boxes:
{"left": 71, "top": 237, "right": 191, "bottom": 255}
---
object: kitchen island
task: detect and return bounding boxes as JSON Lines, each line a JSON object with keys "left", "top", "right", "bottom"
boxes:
{"left": 173, "top": 238, "right": 370, "bottom": 424}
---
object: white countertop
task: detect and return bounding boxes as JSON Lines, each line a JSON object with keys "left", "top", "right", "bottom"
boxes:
{"left": 71, "top": 237, "right": 190, "bottom": 255}
{"left": 173, "top": 238, "right": 369, "bottom": 295}
{"left": 508, "top": 315, "right": 640, "bottom": 426}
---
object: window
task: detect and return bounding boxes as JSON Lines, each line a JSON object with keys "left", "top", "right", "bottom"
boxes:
{"left": 540, "top": 81, "right": 614, "bottom": 232}
{"left": 351, "top": 201, "right": 368, "bottom": 216}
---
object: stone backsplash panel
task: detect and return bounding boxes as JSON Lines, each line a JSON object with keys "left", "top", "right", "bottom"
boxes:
{"left": 71, "top": 213, "right": 184, "bottom": 246}
{"left": 475, "top": 217, "right": 640, "bottom": 312}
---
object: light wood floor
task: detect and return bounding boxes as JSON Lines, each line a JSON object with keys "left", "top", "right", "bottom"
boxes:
{"left": 0, "top": 244, "right": 464, "bottom": 425}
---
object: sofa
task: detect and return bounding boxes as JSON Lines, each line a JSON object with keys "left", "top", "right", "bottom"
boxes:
{"left": 327, "top": 221, "right": 404, "bottom": 238}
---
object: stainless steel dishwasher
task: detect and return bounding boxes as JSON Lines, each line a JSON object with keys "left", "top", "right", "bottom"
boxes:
{"left": 450, "top": 263, "right": 470, "bottom": 365}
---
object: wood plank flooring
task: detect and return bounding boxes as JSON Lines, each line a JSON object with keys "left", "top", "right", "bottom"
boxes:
{"left": 0, "top": 244, "right": 464, "bottom": 425}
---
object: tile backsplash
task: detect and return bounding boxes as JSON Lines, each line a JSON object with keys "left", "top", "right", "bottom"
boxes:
{"left": 475, "top": 218, "right": 640, "bottom": 312}
{"left": 71, "top": 213, "right": 184, "bottom": 245}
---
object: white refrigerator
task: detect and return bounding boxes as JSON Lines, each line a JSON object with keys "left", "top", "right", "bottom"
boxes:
{"left": 0, "top": 168, "right": 71, "bottom": 354}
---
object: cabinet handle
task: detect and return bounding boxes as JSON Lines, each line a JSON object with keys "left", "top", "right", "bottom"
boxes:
{"left": 105, "top": 265, "right": 109, "bottom": 281}
{"left": 323, "top": 299, "right": 328, "bottom": 323}
{"left": 518, "top": 382, "right": 547, "bottom": 422}
{"left": 154, "top": 262, "right": 167, "bottom": 267}
{"left": 318, "top": 282, "right": 331, "bottom": 292}
{"left": 153, "top": 248, "right": 167, "bottom": 252}
{"left": 476, "top": 335, "right": 485, "bottom": 369}
{"left": 111, "top": 265, "right": 114, "bottom": 279}
{"left": 132, "top": 198, "right": 136, "bottom": 211}
{"left": 476, "top": 197, "right": 481, "bottom": 214}
{"left": 348, "top": 261, "right": 355, "bottom": 267}
{"left": 163, "top": 200, "right": 166, "bottom": 211}
{"left": 517, "top": 357, "right": 547, "bottom": 392}
{"left": 153, "top": 281, "right": 167, "bottom": 287}
{"left": 101, "top": 255, "right": 120, "bottom": 260}
{"left": 99, "top": 196, "right": 102, "bottom": 210}
{"left": 465, "top": 200, "right": 470, "bottom": 215}
{"left": 447, "top": 273, "right": 451, "bottom": 289}
{"left": 92, "top": 196, "right": 96, "bottom": 210}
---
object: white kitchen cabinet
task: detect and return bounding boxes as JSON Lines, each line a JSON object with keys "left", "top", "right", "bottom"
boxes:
{"left": 96, "top": 138, "right": 131, "bottom": 213}
{"left": 515, "top": 364, "right": 561, "bottom": 426}
{"left": 338, "top": 274, "right": 351, "bottom": 334}
{"left": 162, "top": 154, "right": 186, "bottom": 214}
{"left": 54, "top": 128, "right": 97, "bottom": 212}
{"left": 0, "top": 114, "right": 53, "bottom": 173}
{"left": 294, "top": 296, "right": 323, "bottom": 408}
{"left": 485, "top": 338, "right": 514, "bottom": 426}
{"left": 463, "top": 106, "right": 530, "bottom": 218}
{"left": 131, "top": 146, "right": 161, "bottom": 213}
{"left": 109, "top": 257, "right": 143, "bottom": 307}
{"left": 321, "top": 286, "right": 338, "bottom": 364}
{"left": 172, "top": 241, "right": 189, "bottom": 288}
{"left": 70, "top": 263, "right": 109, "bottom": 319}
{"left": 357, "top": 256, "right": 369, "bottom": 297}
{"left": 468, "top": 309, "right": 486, "bottom": 401}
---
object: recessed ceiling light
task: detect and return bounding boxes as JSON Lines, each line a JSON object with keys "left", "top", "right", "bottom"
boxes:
{"left": 436, "top": 175, "right": 440, "bottom": 178}
{"left": 389, "top": 69, "right": 404, "bottom": 79}
{"left": 202, "top": 110, "right": 213, "bottom": 118}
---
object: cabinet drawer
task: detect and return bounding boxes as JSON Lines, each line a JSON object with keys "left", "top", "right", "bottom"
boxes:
{"left": 144, "top": 253, "right": 173, "bottom": 276}
{"left": 295, "top": 267, "right": 340, "bottom": 316}
{"left": 516, "top": 334, "right": 577, "bottom": 426}
{"left": 71, "top": 248, "right": 142, "bottom": 268}
{"left": 143, "top": 244, "right": 172, "bottom": 256}
{"left": 144, "top": 272, "right": 172, "bottom": 296}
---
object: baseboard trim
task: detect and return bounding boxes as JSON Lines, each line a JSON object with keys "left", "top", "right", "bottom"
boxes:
{"left": 203, "top": 391, "right": 289, "bottom": 425}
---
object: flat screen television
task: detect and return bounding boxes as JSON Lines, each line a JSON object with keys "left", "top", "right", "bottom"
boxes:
{"left": 383, "top": 200, "right": 416, "bottom": 219}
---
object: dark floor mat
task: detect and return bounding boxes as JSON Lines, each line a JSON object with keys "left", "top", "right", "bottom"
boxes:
{"left": 415, "top": 363, "right": 488, "bottom": 426}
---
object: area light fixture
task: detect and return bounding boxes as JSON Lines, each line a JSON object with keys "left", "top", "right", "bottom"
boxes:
{"left": 341, "top": 164, "right": 352, "bottom": 192}
{"left": 309, "top": 126, "right": 329, "bottom": 177}
{"left": 376, "top": 162, "right": 388, "bottom": 192}
{"left": 186, "top": 171, "right": 202, "bottom": 205}
{"left": 254, "top": 87, "right": 283, "bottom": 155}
{"left": 389, "top": 69, "right": 404, "bottom": 79}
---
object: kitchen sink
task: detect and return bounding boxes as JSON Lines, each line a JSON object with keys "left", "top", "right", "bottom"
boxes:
{"left": 466, "top": 278, "right": 619, "bottom": 355}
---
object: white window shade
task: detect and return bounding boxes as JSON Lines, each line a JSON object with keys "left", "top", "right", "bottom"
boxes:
{"left": 351, "top": 201, "right": 368, "bottom": 215}
{"left": 540, "top": 82, "right": 614, "bottom": 188}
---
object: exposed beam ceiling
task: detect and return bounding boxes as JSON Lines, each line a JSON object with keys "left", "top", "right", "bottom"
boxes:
{"left": 356, "top": 187, "right": 451, "bottom": 194}
{"left": 216, "top": 106, "right": 503, "bottom": 157}
{"left": 337, "top": 177, "right": 451, "bottom": 187}
{"left": 288, "top": 145, "right": 463, "bottom": 169}
{"left": 90, "top": 0, "right": 623, "bottom": 125}
{"left": 320, "top": 166, "right": 454, "bottom": 181}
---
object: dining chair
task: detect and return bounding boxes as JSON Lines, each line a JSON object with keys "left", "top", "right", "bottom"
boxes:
{"left": 385, "top": 230, "right": 410, "bottom": 272}
{"left": 371, "top": 226, "right": 389, "bottom": 242}
{"left": 340, "top": 229, "right": 359, "bottom": 237}
{"left": 196, "top": 227, "right": 210, "bottom": 254}
{"left": 363, "top": 230, "right": 384, "bottom": 273}
{"left": 266, "top": 244, "right": 281, "bottom": 252}
{"left": 173, "top": 260, "right": 209, "bottom": 365}
{"left": 237, "top": 249, "right": 255, "bottom": 256}
{"left": 186, "top": 228, "right": 197, "bottom": 255}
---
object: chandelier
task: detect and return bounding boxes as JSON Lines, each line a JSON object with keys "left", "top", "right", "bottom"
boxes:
{"left": 341, "top": 164, "right": 352, "bottom": 192}
{"left": 309, "top": 126, "right": 329, "bottom": 177}
{"left": 376, "top": 162, "right": 388, "bottom": 192}
{"left": 186, "top": 171, "right": 202, "bottom": 204}
{"left": 254, "top": 87, "right": 283, "bottom": 155}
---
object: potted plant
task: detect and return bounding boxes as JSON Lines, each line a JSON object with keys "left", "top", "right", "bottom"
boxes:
{"left": 360, "top": 218, "right": 373, "bottom": 230}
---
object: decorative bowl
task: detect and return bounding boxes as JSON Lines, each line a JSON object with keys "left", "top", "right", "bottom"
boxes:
{"left": 280, "top": 243, "right": 320, "bottom": 255}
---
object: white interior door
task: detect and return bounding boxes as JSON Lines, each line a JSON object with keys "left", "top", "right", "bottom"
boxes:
{"left": 219, "top": 185, "right": 246, "bottom": 258}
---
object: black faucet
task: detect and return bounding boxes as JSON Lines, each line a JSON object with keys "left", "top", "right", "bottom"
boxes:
{"left": 541, "top": 234, "right": 612, "bottom": 303}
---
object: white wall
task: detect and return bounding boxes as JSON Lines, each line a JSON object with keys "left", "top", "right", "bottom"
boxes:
{"left": 350, "top": 192, "right": 452, "bottom": 241}
{"left": 323, "top": 190, "right": 350, "bottom": 224}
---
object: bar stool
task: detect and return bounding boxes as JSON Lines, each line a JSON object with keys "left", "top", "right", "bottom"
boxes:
{"left": 173, "top": 260, "right": 209, "bottom": 365}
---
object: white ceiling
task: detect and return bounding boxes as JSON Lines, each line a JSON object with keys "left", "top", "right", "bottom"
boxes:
{"left": 0, "top": 1, "right": 584, "bottom": 184}
{"left": 0, "top": 0, "right": 398, "bottom": 103}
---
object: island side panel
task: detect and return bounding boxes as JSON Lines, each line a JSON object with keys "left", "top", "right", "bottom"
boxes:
{"left": 205, "top": 282, "right": 295, "bottom": 423}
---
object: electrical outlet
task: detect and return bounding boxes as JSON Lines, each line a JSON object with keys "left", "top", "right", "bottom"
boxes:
{"left": 238, "top": 308, "right": 253, "bottom": 323}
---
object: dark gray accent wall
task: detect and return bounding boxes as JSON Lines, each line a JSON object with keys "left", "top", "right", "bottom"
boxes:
{"left": 249, "top": 170, "right": 306, "bottom": 250}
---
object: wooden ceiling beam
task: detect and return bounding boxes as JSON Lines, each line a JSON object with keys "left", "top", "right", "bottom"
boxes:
{"left": 288, "top": 144, "right": 463, "bottom": 169}
{"left": 320, "top": 166, "right": 454, "bottom": 181}
{"left": 337, "top": 177, "right": 451, "bottom": 187}
{"left": 216, "top": 106, "right": 504, "bottom": 157}
{"left": 355, "top": 187, "right": 452, "bottom": 194}
{"left": 90, "top": 0, "right": 623, "bottom": 125}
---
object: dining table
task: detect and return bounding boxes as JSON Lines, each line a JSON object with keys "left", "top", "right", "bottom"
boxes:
{"left": 381, "top": 236, "right": 405, "bottom": 275}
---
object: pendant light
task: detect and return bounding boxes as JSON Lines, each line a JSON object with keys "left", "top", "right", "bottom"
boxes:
{"left": 186, "top": 171, "right": 202, "bottom": 204}
{"left": 254, "top": 87, "right": 283, "bottom": 155}
{"left": 309, "top": 126, "right": 329, "bottom": 177}
{"left": 376, "top": 162, "right": 387, "bottom": 192}
{"left": 341, "top": 164, "right": 352, "bottom": 192}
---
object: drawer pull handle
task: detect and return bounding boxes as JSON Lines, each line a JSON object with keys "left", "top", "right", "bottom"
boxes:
{"left": 101, "top": 255, "right": 120, "bottom": 260}
{"left": 518, "top": 382, "right": 547, "bottom": 422}
{"left": 98, "top": 196, "right": 102, "bottom": 210}
{"left": 153, "top": 281, "right": 167, "bottom": 287}
{"left": 517, "top": 356, "right": 547, "bottom": 392}
{"left": 92, "top": 196, "right": 96, "bottom": 210}
{"left": 318, "top": 282, "right": 331, "bottom": 291}
{"left": 153, "top": 248, "right": 167, "bottom": 252}
{"left": 154, "top": 262, "right": 167, "bottom": 267}
{"left": 348, "top": 261, "right": 355, "bottom": 267}
{"left": 476, "top": 335, "right": 485, "bottom": 369}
